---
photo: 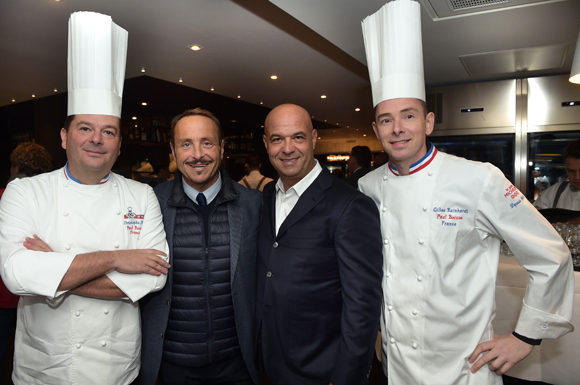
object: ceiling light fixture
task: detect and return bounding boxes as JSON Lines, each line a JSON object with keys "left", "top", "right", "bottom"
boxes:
{"left": 141, "top": 102, "right": 147, "bottom": 106}
{"left": 210, "top": 87, "right": 215, "bottom": 91}
{"left": 270, "top": 75, "right": 278, "bottom": 80}
{"left": 260, "top": 101, "right": 263, "bottom": 105}
{"left": 321, "top": 95, "right": 327, "bottom": 99}
{"left": 132, "top": 117, "right": 137, "bottom": 120}
{"left": 54, "top": 88, "right": 58, "bottom": 92}
{"left": 188, "top": 44, "right": 204, "bottom": 51}
{"left": 178, "top": 78, "right": 183, "bottom": 83}
{"left": 32, "top": 94, "right": 35, "bottom": 98}
{"left": 570, "top": 29, "right": 580, "bottom": 84}
{"left": 141, "top": 67, "right": 145, "bottom": 73}
{"left": 11, "top": 98, "right": 15, "bottom": 103}
{"left": 237, "top": 94, "right": 241, "bottom": 99}
{"left": 355, "top": 108, "right": 361, "bottom": 112}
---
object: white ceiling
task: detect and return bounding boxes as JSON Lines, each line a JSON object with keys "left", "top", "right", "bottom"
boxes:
{"left": 1, "top": 0, "right": 579, "bottom": 141}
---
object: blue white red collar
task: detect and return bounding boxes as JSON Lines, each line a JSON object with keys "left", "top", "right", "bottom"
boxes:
{"left": 64, "top": 163, "right": 110, "bottom": 184}
{"left": 388, "top": 144, "right": 438, "bottom": 176}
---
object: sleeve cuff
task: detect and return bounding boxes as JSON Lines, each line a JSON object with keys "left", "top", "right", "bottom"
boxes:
{"left": 512, "top": 331, "right": 542, "bottom": 346}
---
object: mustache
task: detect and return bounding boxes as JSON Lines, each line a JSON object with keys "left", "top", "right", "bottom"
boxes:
{"left": 185, "top": 158, "right": 212, "bottom": 166}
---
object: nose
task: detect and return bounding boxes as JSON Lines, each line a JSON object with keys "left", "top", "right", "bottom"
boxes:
{"left": 392, "top": 119, "right": 404, "bottom": 135}
{"left": 89, "top": 130, "right": 103, "bottom": 145}
{"left": 281, "top": 138, "right": 295, "bottom": 154}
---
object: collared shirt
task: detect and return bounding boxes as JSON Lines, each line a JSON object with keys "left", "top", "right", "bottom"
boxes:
{"left": 275, "top": 160, "right": 322, "bottom": 235}
{"left": 182, "top": 173, "right": 222, "bottom": 205}
{"left": 64, "top": 162, "right": 111, "bottom": 184}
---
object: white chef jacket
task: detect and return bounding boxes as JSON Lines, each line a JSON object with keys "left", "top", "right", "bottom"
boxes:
{"left": 534, "top": 181, "right": 580, "bottom": 210}
{"left": 0, "top": 168, "right": 169, "bottom": 385}
{"left": 358, "top": 149, "right": 574, "bottom": 385}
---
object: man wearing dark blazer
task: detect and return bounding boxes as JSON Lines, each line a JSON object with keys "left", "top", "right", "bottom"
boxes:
{"left": 345, "top": 145, "right": 373, "bottom": 189}
{"left": 140, "top": 108, "right": 261, "bottom": 385}
{"left": 258, "top": 103, "right": 383, "bottom": 385}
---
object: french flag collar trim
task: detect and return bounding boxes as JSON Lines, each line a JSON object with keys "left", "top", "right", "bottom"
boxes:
{"left": 64, "top": 163, "right": 110, "bottom": 185}
{"left": 388, "top": 144, "right": 438, "bottom": 176}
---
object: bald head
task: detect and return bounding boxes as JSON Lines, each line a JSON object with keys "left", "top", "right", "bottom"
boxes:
{"left": 265, "top": 103, "right": 313, "bottom": 135}
{"left": 263, "top": 103, "right": 317, "bottom": 190}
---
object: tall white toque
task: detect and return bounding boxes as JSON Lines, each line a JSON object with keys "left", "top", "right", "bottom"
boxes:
{"left": 67, "top": 12, "right": 128, "bottom": 118}
{"left": 362, "top": 0, "right": 425, "bottom": 107}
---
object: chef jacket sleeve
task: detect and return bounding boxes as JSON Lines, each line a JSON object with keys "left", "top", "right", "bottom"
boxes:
{"left": 330, "top": 192, "right": 383, "bottom": 385}
{"left": 476, "top": 165, "right": 574, "bottom": 340}
{"left": 105, "top": 186, "right": 169, "bottom": 302}
{"left": 0, "top": 179, "right": 76, "bottom": 299}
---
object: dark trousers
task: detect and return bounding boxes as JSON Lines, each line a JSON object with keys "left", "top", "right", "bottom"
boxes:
{"left": 159, "top": 353, "right": 253, "bottom": 385}
{"left": 0, "top": 308, "right": 16, "bottom": 382}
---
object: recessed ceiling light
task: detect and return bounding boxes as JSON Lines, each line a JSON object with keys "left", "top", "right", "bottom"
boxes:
{"left": 141, "top": 67, "right": 145, "bottom": 73}
{"left": 54, "top": 88, "right": 58, "bottom": 92}
{"left": 318, "top": 137, "right": 321, "bottom": 139}
{"left": 52, "top": 0, "right": 64, "bottom": 2}
{"left": 188, "top": 45, "right": 204, "bottom": 51}
{"left": 132, "top": 117, "right": 137, "bottom": 120}
{"left": 32, "top": 94, "right": 35, "bottom": 98}
{"left": 210, "top": 87, "right": 215, "bottom": 91}
{"left": 141, "top": 102, "right": 147, "bottom": 106}
{"left": 321, "top": 95, "right": 327, "bottom": 99}
{"left": 178, "top": 78, "right": 183, "bottom": 83}
{"left": 11, "top": 98, "right": 15, "bottom": 103}
{"left": 237, "top": 94, "right": 241, "bottom": 99}
{"left": 260, "top": 101, "right": 263, "bottom": 105}
{"left": 336, "top": 123, "right": 339, "bottom": 125}
{"left": 363, "top": 134, "right": 367, "bottom": 137}
{"left": 355, "top": 108, "right": 360, "bottom": 112}
{"left": 270, "top": 75, "right": 278, "bottom": 80}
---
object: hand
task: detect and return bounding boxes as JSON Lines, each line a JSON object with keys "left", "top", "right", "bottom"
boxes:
{"left": 469, "top": 333, "right": 534, "bottom": 375}
{"left": 112, "top": 249, "right": 170, "bottom": 276}
{"left": 23, "top": 234, "right": 53, "bottom": 252}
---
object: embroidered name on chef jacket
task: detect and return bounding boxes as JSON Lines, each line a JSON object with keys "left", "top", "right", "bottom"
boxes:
{"left": 504, "top": 184, "right": 525, "bottom": 209}
{"left": 433, "top": 207, "right": 469, "bottom": 226}
{"left": 124, "top": 207, "right": 144, "bottom": 235}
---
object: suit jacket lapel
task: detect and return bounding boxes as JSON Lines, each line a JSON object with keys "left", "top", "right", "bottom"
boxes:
{"left": 228, "top": 199, "right": 243, "bottom": 284}
{"left": 276, "top": 169, "right": 332, "bottom": 238}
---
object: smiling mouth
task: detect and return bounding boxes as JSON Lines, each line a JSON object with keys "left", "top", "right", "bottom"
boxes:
{"left": 390, "top": 139, "right": 410, "bottom": 146}
{"left": 280, "top": 158, "right": 298, "bottom": 164}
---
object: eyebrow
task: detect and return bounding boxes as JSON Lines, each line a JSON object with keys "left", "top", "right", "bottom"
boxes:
{"left": 76, "top": 121, "right": 119, "bottom": 130}
{"left": 376, "top": 107, "right": 419, "bottom": 121}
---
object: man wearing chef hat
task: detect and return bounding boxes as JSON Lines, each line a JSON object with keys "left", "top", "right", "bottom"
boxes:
{"left": 0, "top": 12, "right": 170, "bottom": 385}
{"left": 358, "top": 1, "right": 575, "bottom": 384}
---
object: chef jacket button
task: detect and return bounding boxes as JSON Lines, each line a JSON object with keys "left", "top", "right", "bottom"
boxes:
{"left": 428, "top": 171, "right": 433, "bottom": 176}
{"left": 63, "top": 211, "right": 69, "bottom": 217}
{"left": 65, "top": 244, "right": 71, "bottom": 250}
{"left": 75, "top": 311, "right": 80, "bottom": 317}
{"left": 166, "top": 300, "right": 170, "bottom": 306}
{"left": 114, "top": 243, "right": 120, "bottom": 248}
{"left": 76, "top": 343, "right": 82, "bottom": 349}
{"left": 273, "top": 242, "right": 278, "bottom": 248}
{"left": 417, "top": 275, "right": 423, "bottom": 282}
{"left": 101, "top": 340, "right": 107, "bottom": 347}
{"left": 63, "top": 184, "right": 68, "bottom": 188}
{"left": 113, "top": 183, "right": 118, "bottom": 187}
{"left": 116, "top": 210, "right": 121, "bottom": 215}
{"left": 387, "top": 305, "right": 393, "bottom": 311}
{"left": 384, "top": 239, "right": 389, "bottom": 245}
{"left": 386, "top": 272, "right": 391, "bottom": 278}
{"left": 423, "top": 206, "right": 428, "bottom": 211}
{"left": 390, "top": 337, "right": 395, "bottom": 344}
{"left": 383, "top": 176, "right": 388, "bottom": 181}
{"left": 267, "top": 271, "right": 273, "bottom": 278}
{"left": 104, "top": 308, "right": 109, "bottom": 314}
{"left": 382, "top": 206, "right": 388, "bottom": 212}
{"left": 412, "top": 309, "right": 418, "bottom": 315}
{"left": 418, "top": 240, "right": 424, "bottom": 245}
{"left": 412, "top": 342, "right": 418, "bottom": 349}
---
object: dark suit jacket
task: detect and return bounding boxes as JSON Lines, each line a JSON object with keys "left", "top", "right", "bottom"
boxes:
{"left": 140, "top": 169, "right": 262, "bottom": 385}
{"left": 345, "top": 166, "right": 372, "bottom": 189}
{"left": 257, "top": 167, "right": 383, "bottom": 385}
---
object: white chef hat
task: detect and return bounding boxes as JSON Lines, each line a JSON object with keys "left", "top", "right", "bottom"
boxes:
{"left": 362, "top": 0, "right": 425, "bottom": 107}
{"left": 67, "top": 11, "right": 128, "bottom": 118}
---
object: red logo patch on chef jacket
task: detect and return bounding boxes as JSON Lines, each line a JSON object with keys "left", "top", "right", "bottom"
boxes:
{"left": 123, "top": 207, "right": 144, "bottom": 235}
{"left": 504, "top": 185, "right": 525, "bottom": 209}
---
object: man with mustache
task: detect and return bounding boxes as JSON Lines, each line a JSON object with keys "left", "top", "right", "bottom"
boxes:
{"left": 140, "top": 108, "right": 262, "bottom": 385}
{"left": 0, "top": 12, "right": 170, "bottom": 385}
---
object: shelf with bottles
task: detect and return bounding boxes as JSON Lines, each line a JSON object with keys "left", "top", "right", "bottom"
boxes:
{"left": 122, "top": 114, "right": 172, "bottom": 144}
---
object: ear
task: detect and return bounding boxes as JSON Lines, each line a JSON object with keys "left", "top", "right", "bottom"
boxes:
{"left": 425, "top": 112, "right": 435, "bottom": 136}
{"left": 312, "top": 129, "right": 318, "bottom": 149}
{"left": 372, "top": 121, "right": 380, "bottom": 141}
{"left": 220, "top": 139, "right": 225, "bottom": 159}
{"left": 60, "top": 128, "right": 67, "bottom": 150}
